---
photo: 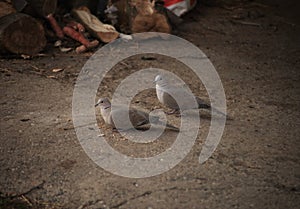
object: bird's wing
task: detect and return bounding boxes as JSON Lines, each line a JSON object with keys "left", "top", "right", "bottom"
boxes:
{"left": 100, "top": 107, "right": 113, "bottom": 125}
{"left": 129, "top": 108, "right": 149, "bottom": 127}
{"left": 162, "top": 85, "right": 200, "bottom": 110}
{"left": 162, "top": 90, "right": 179, "bottom": 109}
{"left": 109, "top": 106, "right": 132, "bottom": 129}
{"left": 195, "top": 96, "right": 210, "bottom": 109}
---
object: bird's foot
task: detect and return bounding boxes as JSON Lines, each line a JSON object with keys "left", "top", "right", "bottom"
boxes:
{"left": 165, "top": 109, "right": 179, "bottom": 115}
{"left": 112, "top": 128, "right": 125, "bottom": 133}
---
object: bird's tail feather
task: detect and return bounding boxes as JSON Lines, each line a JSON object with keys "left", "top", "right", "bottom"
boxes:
{"left": 165, "top": 123, "right": 180, "bottom": 132}
{"left": 210, "top": 106, "right": 233, "bottom": 120}
{"left": 153, "top": 120, "right": 180, "bottom": 132}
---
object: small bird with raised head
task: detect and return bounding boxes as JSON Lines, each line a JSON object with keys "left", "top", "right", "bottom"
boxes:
{"left": 153, "top": 74, "right": 227, "bottom": 116}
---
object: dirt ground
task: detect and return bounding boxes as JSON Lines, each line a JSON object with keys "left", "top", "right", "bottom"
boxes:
{"left": 1, "top": 0, "right": 299, "bottom": 208}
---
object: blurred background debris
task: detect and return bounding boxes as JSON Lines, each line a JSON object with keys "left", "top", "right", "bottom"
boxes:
{"left": 0, "top": 0, "right": 193, "bottom": 56}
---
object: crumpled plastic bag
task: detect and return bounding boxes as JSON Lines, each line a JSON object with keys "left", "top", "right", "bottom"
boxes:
{"left": 164, "top": 0, "right": 197, "bottom": 16}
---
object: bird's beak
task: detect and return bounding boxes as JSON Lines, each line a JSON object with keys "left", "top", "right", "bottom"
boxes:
{"left": 95, "top": 102, "right": 99, "bottom": 107}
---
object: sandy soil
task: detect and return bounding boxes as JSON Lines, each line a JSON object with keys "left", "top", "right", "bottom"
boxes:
{"left": 0, "top": 0, "right": 299, "bottom": 208}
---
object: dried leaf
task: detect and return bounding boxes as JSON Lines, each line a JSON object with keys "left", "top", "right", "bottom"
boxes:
{"left": 54, "top": 40, "right": 62, "bottom": 47}
{"left": 47, "top": 75, "right": 57, "bottom": 79}
{"left": 60, "top": 47, "right": 73, "bottom": 52}
{"left": 52, "top": 68, "right": 64, "bottom": 73}
{"left": 21, "top": 54, "right": 31, "bottom": 59}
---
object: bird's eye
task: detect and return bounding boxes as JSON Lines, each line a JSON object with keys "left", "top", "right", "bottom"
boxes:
{"left": 100, "top": 101, "right": 104, "bottom": 103}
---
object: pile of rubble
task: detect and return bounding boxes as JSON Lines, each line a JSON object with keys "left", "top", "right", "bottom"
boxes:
{"left": 0, "top": 0, "right": 196, "bottom": 56}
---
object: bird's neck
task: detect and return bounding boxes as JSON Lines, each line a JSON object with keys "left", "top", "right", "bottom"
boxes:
{"left": 157, "top": 82, "right": 168, "bottom": 88}
{"left": 101, "top": 106, "right": 111, "bottom": 118}
{"left": 101, "top": 105, "right": 111, "bottom": 113}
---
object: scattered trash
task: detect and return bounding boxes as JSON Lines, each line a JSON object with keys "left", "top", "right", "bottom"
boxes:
{"left": 46, "top": 13, "right": 64, "bottom": 39}
{"left": 72, "top": 6, "right": 119, "bottom": 43}
{"left": 47, "top": 75, "right": 57, "bottom": 79}
{"left": 105, "top": 5, "right": 119, "bottom": 26}
{"left": 59, "top": 47, "right": 73, "bottom": 53}
{"left": 66, "top": 21, "right": 85, "bottom": 33}
{"left": 75, "top": 40, "right": 99, "bottom": 54}
{"left": 52, "top": 68, "right": 64, "bottom": 73}
{"left": 1, "top": 0, "right": 197, "bottom": 56}
{"left": 54, "top": 40, "right": 62, "bottom": 47}
{"left": 131, "top": 0, "right": 171, "bottom": 33}
{"left": 164, "top": 0, "right": 197, "bottom": 16}
{"left": 119, "top": 33, "right": 133, "bottom": 41}
{"left": 63, "top": 26, "right": 99, "bottom": 49}
{"left": 20, "top": 54, "right": 32, "bottom": 59}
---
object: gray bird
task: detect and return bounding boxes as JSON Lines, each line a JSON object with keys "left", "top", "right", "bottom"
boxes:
{"left": 154, "top": 75, "right": 227, "bottom": 116}
{"left": 95, "top": 97, "right": 179, "bottom": 131}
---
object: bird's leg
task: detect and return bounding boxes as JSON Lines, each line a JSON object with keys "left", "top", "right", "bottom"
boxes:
{"left": 165, "top": 109, "right": 179, "bottom": 115}
{"left": 112, "top": 128, "right": 125, "bottom": 132}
